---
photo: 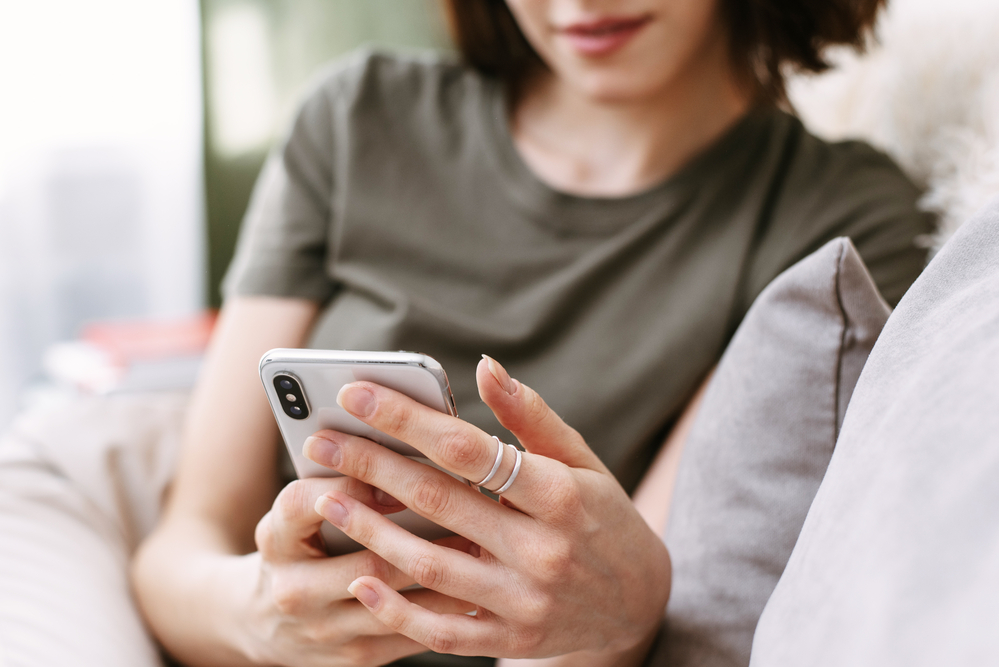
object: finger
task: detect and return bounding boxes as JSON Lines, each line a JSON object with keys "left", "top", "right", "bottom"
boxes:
{"left": 336, "top": 634, "right": 428, "bottom": 667}
{"left": 402, "top": 587, "right": 477, "bottom": 616}
{"left": 256, "top": 476, "right": 405, "bottom": 561}
{"left": 348, "top": 576, "right": 514, "bottom": 658}
{"left": 266, "top": 553, "right": 474, "bottom": 636}
{"left": 274, "top": 537, "right": 480, "bottom": 610}
{"left": 315, "top": 490, "right": 505, "bottom": 607}
{"left": 329, "top": 382, "right": 564, "bottom": 513}
{"left": 322, "top": 590, "right": 473, "bottom": 640}
{"left": 333, "top": 381, "right": 514, "bottom": 487}
{"left": 304, "top": 430, "right": 525, "bottom": 555}
{"left": 433, "top": 534, "right": 479, "bottom": 558}
{"left": 268, "top": 547, "right": 416, "bottom": 613}
{"left": 299, "top": 589, "right": 474, "bottom": 645}
{"left": 478, "top": 356, "right": 604, "bottom": 472}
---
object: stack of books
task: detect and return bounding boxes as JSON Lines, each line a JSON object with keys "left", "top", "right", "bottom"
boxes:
{"left": 43, "top": 312, "right": 217, "bottom": 394}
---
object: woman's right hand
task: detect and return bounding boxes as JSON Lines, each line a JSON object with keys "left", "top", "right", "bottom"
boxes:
{"left": 133, "top": 298, "right": 474, "bottom": 666}
{"left": 235, "top": 475, "right": 474, "bottom": 667}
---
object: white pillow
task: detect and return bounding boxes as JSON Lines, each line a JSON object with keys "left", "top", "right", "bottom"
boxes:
{"left": 750, "top": 196, "right": 999, "bottom": 666}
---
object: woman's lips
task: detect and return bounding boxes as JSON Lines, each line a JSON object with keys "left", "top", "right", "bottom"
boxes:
{"left": 558, "top": 15, "right": 653, "bottom": 57}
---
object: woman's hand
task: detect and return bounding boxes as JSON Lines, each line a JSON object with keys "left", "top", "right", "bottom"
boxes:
{"left": 301, "top": 356, "right": 672, "bottom": 659}
{"left": 235, "top": 475, "right": 474, "bottom": 667}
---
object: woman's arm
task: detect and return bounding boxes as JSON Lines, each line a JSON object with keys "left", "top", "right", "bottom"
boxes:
{"left": 132, "top": 297, "right": 447, "bottom": 666}
{"left": 132, "top": 296, "right": 316, "bottom": 663}
{"left": 165, "top": 296, "right": 318, "bottom": 550}
{"left": 496, "top": 372, "right": 712, "bottom": 667}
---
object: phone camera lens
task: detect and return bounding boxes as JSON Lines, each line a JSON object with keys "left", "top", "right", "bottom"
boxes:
{"left": 273, "top": 374, "right": 309, "bottom": 420}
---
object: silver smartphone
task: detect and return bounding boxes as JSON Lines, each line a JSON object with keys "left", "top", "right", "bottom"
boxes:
{"left": 259, "top": 348, "right": 461, "bottom": 555}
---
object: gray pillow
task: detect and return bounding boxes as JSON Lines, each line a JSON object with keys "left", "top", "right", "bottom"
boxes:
{"left": 647, "top": 237, "right": 891, "bottom": 667}
{"left": 749, "top": 198, "right": 999, "bottom": 666}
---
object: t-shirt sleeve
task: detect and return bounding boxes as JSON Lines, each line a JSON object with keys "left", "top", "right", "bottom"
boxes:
{"left": 740, "top": 136, "right": 935, "bottom": 311}
{"left": 221, "top": 79, "right": 339, "bottom": 303}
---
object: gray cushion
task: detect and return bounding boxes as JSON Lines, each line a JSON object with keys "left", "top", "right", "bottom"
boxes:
{"left": 749, "top": 198, "right": 999, "bottom": 666}
{"left": 648, "top": 237, "right": 891, "bottom": 667}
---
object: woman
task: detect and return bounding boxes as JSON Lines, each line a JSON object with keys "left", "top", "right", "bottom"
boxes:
{"left": 133, "top": 0, "right": 931, "bottom": 665}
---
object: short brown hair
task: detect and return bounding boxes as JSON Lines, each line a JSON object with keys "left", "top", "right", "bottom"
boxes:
{"left": 443, "top": 0, "right": 885, "bottom": 105}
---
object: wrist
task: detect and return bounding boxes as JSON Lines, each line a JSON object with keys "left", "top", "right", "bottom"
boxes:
{"left": 591, "top": 622, "right": 663, "bottom": 667}
{"left": 137, "top": 539, "right": 262, "bottom": 667}
{"left": 212, "top": 552, "right": 271, "bottom": 666}
{"left": 511, "top": 626, "right": 660, "bottom": 667}
{"left": 610, "top": 541, "right": 671, "bottom": 655}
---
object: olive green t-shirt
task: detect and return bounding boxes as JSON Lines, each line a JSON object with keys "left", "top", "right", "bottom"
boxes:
{"left": 224, "top": 49, "right": 932, "bottom": 665}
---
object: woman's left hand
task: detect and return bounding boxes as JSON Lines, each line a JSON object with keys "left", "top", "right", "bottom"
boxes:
{"left": 301, "top": 356, "right": 671, "bottom": 659}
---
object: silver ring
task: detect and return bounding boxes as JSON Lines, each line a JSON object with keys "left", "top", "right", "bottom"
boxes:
{"left": 474, "top": 436, "right": 505, "bottom": 487}
{"left": 494, "top": 445, "right": 522, "bottom": 495}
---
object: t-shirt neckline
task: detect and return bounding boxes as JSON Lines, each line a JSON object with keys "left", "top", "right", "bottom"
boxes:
{"left": 480, "top": 78, "right": 774, "bottom": 236}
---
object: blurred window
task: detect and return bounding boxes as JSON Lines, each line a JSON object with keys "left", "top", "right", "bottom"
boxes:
{"left": 0, "top": 0, "right": 449, "bottom": 428}
{"left": 0, "top": 0, "right": 205, "bottom": 427}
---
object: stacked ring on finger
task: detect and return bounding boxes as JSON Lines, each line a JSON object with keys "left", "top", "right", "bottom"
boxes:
{"left": 474, "top": 436, "right": 506, "bottom": 489}
{"left": 474, "top": 435, "right": 523, "bottom": 496}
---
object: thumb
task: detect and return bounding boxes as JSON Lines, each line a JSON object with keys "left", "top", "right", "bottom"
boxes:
{"left": 477, "top": 356, "right": 604, "bottom": 472}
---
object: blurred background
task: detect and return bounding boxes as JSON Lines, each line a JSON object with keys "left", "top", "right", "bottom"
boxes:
{"left": 0, "top": 0, "right": 450, "bottom": 429}
{"left": 4, "top": 0, "right": 996, "bottom": 430}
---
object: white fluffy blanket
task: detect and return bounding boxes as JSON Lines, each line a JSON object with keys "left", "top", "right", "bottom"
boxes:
{"left": 788, "top": 0, "right": 999, "bottom": 249}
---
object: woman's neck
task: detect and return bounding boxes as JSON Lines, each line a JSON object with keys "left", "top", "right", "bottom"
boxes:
{"left": 509, "top": 51, "right": 752, "bottom": 198}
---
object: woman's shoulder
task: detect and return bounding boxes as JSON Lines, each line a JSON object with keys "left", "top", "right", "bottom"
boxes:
{"left": 767, "top": 109, "right": 923, "bottom": 215}
{"left": 298, "top": 48, "right": 489, "bottom": 122}
{"left": 279, "top": 48, "right": 496, "bottom": 167}
{"left": 745, "top": 109, "right": 935, "bottom": 307}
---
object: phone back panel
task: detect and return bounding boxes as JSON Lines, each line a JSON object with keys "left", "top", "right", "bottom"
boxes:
{"left": 259, "top": 349, "right": 461, "bottom": 554}
{"left": 260, "top": 349, "right": 456, "bottom": 480}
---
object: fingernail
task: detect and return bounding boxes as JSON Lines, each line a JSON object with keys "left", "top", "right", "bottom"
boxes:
{"left": 337, "top": 384, "right": 376, "bottom": 418}
{"left": 373, "top": 487, "right": 400, "bottom": 507}
{"left": 303, "top": 435, "right": 342, "bottom": 468}
{"left": 482, "top": 355, "right": 518, "bottom": 395}
{"left": 348, "top": 579, "right": 380, "bottom": 609}
{"left": 315, "top": 496, "right": 349, "bottom": 528}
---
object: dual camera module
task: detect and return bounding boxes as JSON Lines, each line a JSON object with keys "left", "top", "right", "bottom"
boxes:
{"left": 273, "top": 374, "right": 310, "bottom": 420}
